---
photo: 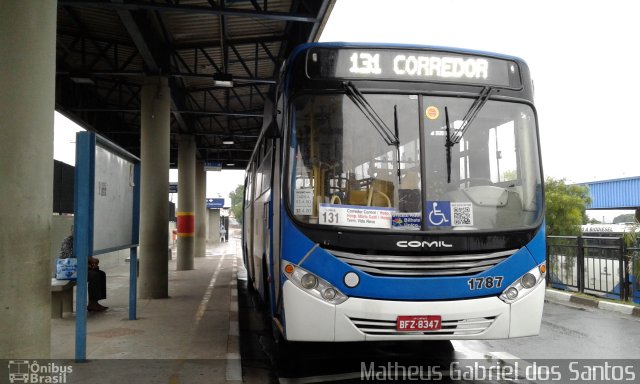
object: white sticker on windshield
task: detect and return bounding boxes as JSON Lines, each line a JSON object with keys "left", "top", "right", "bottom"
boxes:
{"left": 451, "top": 202, "right": 473, "bottom": 226}
{"left": 294, "top": 189, "right": 314, "bottom": 215}
{"left": 318, "top": 204, "right": 393, "bottom": 228}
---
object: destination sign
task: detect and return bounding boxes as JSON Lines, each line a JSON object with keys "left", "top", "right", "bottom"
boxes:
{"left": 306, "top": 47, "right": 520, "bottom": 87}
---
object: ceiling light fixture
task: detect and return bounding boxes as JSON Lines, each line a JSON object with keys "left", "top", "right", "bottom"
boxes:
{"left": 70, "top": 76, "right": 95, "bottom": 85}
{"left": 213, "top": 73, "right": 234, "bottom": 88}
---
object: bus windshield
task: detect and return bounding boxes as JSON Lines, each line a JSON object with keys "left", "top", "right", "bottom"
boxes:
{"left": 288, "top": 93, "right": 542, "bottom": 232}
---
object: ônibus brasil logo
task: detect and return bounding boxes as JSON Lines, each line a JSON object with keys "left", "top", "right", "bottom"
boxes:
{"left": 7, "top": 360, "right": 73, "bottom": 384}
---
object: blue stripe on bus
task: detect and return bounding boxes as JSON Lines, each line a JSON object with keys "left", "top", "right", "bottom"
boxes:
{"left": 280, "top": 213, "right": 539, "bottom": 301}
{"left": 525, "top": 222, "right": 546, "bottom": 265}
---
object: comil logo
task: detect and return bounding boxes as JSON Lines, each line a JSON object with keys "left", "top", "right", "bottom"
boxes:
{"left": 396, "top": 240, "right": 453, "bottom": 248}
{"left": 7, "top": 360, "right": 73, "bottom": 384}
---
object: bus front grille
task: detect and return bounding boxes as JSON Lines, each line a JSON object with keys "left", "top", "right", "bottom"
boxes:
{"left": 329, "top": 249, "right": 515, "bottom": 277}
{"left": 349, "top": 316, "right": 497, "bottom": 336}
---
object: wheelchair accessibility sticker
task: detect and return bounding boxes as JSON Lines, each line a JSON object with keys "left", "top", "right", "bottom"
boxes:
{"left": 426, "top": 201, "right": 451, "bottom": 227}
{"left": 427, "top": 201, "right": 475, "bottom": 227}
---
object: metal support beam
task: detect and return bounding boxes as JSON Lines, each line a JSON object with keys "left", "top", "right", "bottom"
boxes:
{"left": 60, "top": 0, "right": 319, "bottom": 23}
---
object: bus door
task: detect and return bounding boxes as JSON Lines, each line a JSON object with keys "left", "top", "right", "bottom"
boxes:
{"left": 252, "top": 141, "right": 273, "bottom": 299}
{"left": 243, "top": 165, "right": 256, "bottom": 287}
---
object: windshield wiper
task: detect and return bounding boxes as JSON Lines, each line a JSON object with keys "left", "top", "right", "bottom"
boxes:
{"left": 394, "top": 105, "right": 401, "bottom": 186}
{"left": 445, "top": 106, "right": 453, "bottom": 183}
{"left": 444, "top": 86, "right": 493, "bottom": 183}
{"left": 448, "top": 86, "right": 493, "bottom": 144}
{"left": 342, "top": 81, "right": 399, "bottom": 146}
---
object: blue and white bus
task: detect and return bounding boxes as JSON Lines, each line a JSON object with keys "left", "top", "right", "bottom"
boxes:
{"left": 243, "top": 43, "right": 545, "bottom": 342}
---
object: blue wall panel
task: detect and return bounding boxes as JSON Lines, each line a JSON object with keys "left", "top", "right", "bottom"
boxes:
{"left": 581, "top": 177, "right": 640, "bottom": 209}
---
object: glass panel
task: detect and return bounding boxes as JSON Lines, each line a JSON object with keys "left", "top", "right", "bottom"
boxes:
{"left": 289, "top": 94, "right": 421, "bottom": 230}
{"left": 423, "top": 98, "right": 542, "bottom": 231}
{"left": 287, "top": 93, "right": 543, "bottom": 232}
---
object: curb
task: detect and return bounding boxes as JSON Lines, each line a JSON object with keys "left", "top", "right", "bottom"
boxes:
{"left": 545, "top": 288, "right": 640, "bottom": 317}
{"left": 226, "top": 251, "right": 243, "bottom": 383}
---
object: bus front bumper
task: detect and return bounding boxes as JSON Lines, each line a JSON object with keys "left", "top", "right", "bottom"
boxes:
{"left": 282, "top": 280, "right": 545, "bottom": 341}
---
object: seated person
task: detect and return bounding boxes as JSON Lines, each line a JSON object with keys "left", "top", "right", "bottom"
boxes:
{"left": 87, "top": 256, "right": 107, "bottom": 312}
{"left": 59, "top": 228, "right": 108, "bottom": 312}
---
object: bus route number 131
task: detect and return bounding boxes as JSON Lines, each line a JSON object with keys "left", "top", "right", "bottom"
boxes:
{"left": 321, "top": 211, "right": 339, "bottom": 224}
{"left": 349, "top": 52, "right": 382, "bottom": 75}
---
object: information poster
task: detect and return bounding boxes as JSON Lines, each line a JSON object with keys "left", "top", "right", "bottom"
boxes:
{"left": 318, "top": 203, "right": 393, "bottom": 228}
{"left": 294, "top": 189, "right": 314, "bottom": 215}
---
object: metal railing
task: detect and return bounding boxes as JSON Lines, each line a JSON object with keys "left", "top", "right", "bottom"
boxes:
{"left": 547, "top": 235, "right": 631, "bottom": 301}
{"left": 629, "top": 249, "right": 640, "bottom": 304}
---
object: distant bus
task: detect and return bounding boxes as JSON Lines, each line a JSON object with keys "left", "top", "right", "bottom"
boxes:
{"left": 243, "top": 42, "right": 545, "bottom": 342}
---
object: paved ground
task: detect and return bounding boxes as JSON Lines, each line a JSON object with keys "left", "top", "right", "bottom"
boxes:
{"left": 49, "top": 230, "right": 243, "bottom": 384}
{"left": 41, "top": 229, "right": 640, "bottom": 384}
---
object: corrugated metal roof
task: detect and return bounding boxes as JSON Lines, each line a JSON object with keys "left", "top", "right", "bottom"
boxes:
{"left": 55, "top": 0, "right": 334, "bottom": 169}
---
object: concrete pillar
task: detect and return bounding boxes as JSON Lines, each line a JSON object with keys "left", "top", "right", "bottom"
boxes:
{"left": 138, "top": 76, "right": 170, "bottom": 299}
{"left": 209, "top": 209, "right": 222, "bottom": 242}
{"left": 195, "top": 162, "right": 206, "bottom": 257}
{"left": 205, "top": 207, "right": 210, "bottom": 242}
{"left": 177, "top": 135, "right": 196, "bottom": 270}
{"left": 0, "top": 1, "right": 57, "bottom": 359}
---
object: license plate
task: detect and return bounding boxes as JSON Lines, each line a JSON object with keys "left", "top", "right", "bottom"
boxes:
{"left": 396, "top": 315, "right": 442, "bottom": 331}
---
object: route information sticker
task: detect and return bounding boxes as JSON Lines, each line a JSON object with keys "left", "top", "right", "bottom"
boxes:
{"left": 318, "top": 204, "right": 394, "bottom": 228}
{"left": 294, "top": 189, "right": 314, "bottom": 215}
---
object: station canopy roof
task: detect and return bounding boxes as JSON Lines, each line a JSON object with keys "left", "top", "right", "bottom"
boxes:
{"left": 56, "top": 0, "right": 334, "bottom": 170}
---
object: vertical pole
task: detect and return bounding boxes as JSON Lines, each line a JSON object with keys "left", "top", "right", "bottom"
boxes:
{"left": 577, "top": 236, "right": 584, "bottom": 293}
{"left": 0, "top": 0, "right": 57, "bottom": 359}
{"left": 74, "top": 132, "right": 96, "bottom": 362}
{"left": 195, "top": 161, "right": 207, "bottom": 257}
{"left": 139, "top": 76, "right": 170, "bottom": 298}
{"left": 177, "top": 135, "right": 196, "bottom": 270}
{"left": 545, "top": 238, "right": 550, "bottom": 285}
{"left": 620, "top": 237, "right": 627, "bottom": 301}
{"left": 130, "top": 162, "right": 141, "bottom": 319}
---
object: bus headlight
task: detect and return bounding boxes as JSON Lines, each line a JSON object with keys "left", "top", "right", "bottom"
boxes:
{"left": 301, "top": 273, "right": 318, "bottom": 289}
{"left": 521, "top": 273, "right": 537, "bottom": 289}
{"left": 504, "top": 287, "right": 519, "bottom": 300}
{"left": 283, "top": 263, "right": 348, "bottom": 305}
{"left": 499, "top": 262, "right": 545, "bottom": 304}
{"left": 322, "top": 288, "right": 337, "bottom": 300}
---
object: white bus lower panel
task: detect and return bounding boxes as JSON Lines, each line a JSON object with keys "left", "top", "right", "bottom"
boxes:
{"left": 282, "top": 280, "right": 545, "bottom": 342}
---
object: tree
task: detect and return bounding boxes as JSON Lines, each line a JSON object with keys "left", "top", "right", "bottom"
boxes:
{"left": 586, "top": 217, "right": 601, "bottom": 224}
{"left": 229, "top": 184, "right": 244, "bottom": 225}
{"left": 613, "top": 213, "right": 636, "bottom": 224}
{"left": 545, "top": 177, "right": 591, "bottom": 236}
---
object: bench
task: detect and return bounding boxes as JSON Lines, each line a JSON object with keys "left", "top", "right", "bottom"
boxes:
{"left": 51, "top": 278, "right": 76, "bottom": 318}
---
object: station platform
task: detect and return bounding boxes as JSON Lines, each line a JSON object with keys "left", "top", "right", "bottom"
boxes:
{"left": 50, "top": 229, "right": 244, "bottom": 384}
